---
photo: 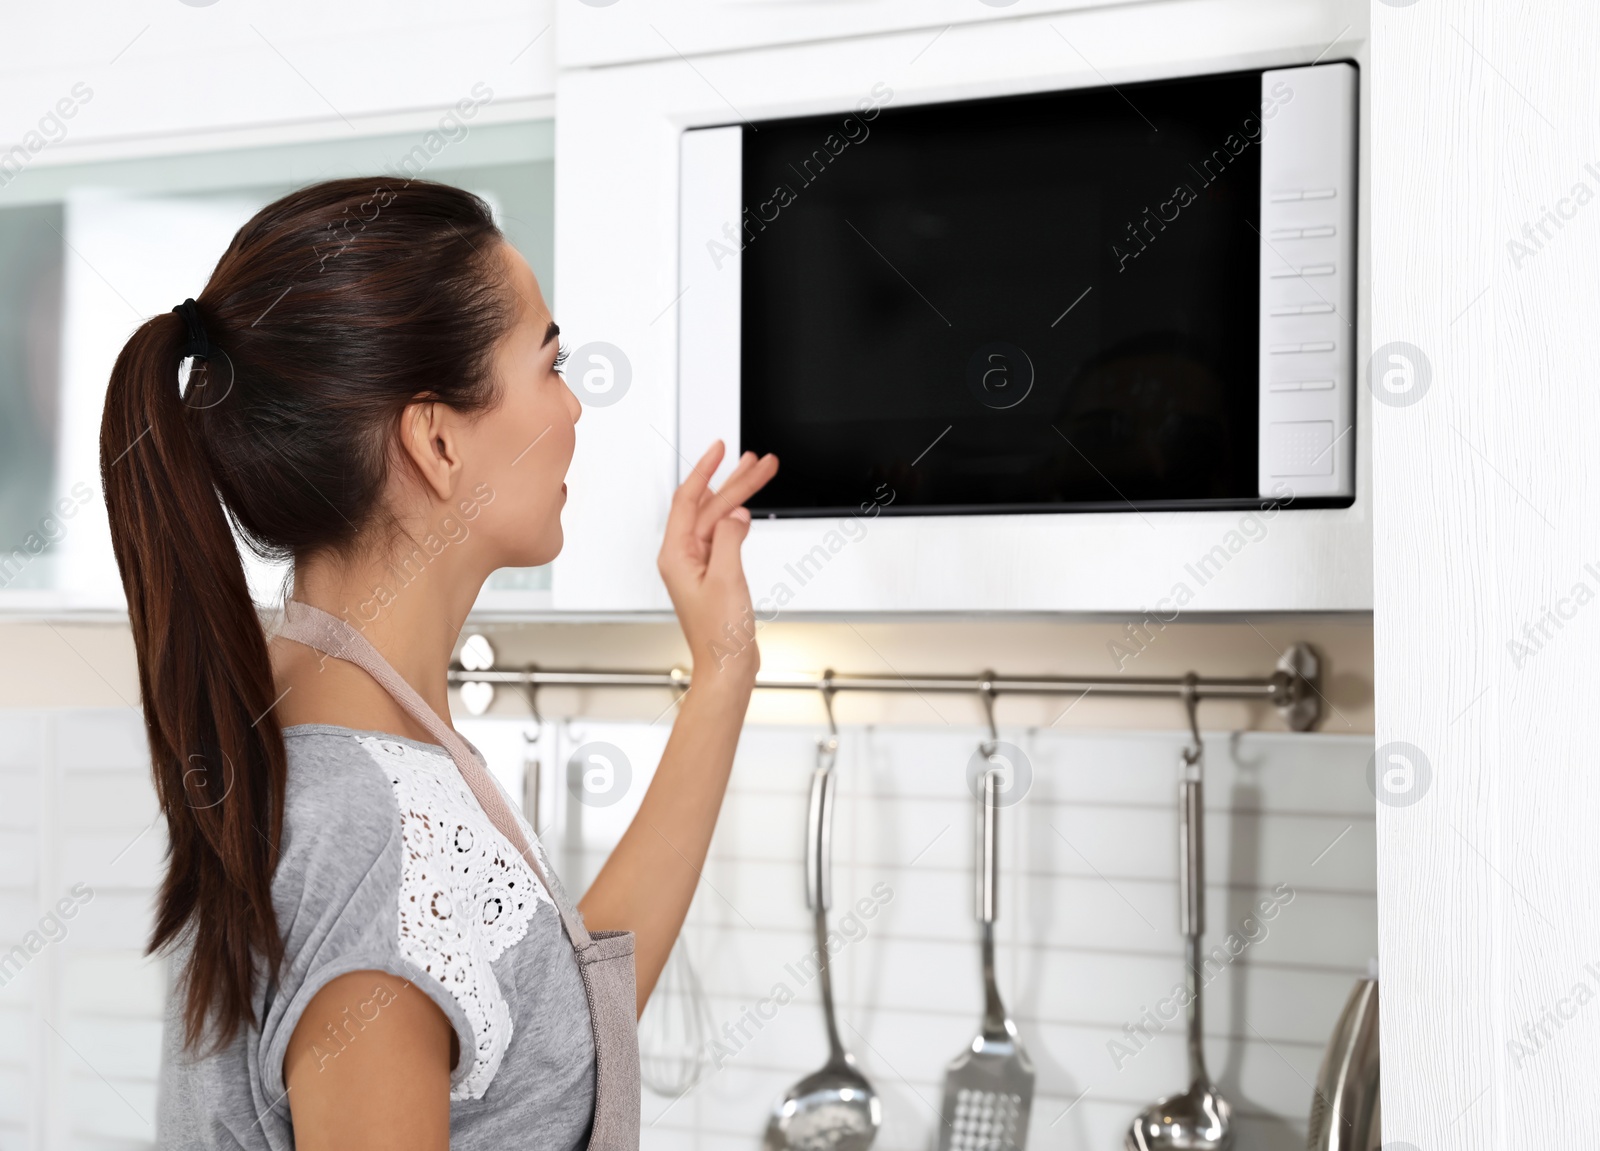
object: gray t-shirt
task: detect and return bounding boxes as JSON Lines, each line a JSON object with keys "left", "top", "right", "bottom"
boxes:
{"left": 156, "top": 725, "right": 596, "bottom": 1149}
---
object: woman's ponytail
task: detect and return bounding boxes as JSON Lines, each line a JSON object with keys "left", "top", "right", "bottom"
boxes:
{"left": 100, "top": 306, "right": 286, "bottom": 1053}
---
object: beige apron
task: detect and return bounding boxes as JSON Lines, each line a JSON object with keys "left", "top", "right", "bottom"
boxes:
{"left": 278, "top": 600, "right": 641, "bottom": 1151}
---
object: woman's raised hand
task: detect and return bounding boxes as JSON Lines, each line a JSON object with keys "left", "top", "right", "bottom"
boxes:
{"left": 657, "top": 441, "right": 779, "bottom": 689}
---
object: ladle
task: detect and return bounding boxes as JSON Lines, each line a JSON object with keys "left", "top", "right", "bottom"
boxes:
{"left": 764, "top": 687, "right": 880, "bottom": 1151}
{"left": 1126, "top": 676, "right": 1234, "bottom": 1151}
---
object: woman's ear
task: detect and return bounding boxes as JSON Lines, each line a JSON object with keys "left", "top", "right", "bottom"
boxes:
{"left": 399, "top": 399, "right": 461, "bottom": 501}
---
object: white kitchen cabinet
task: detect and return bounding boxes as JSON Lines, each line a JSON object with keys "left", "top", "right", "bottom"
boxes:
{"left": 0, "top": 1, "right": 555, "bottom": 161}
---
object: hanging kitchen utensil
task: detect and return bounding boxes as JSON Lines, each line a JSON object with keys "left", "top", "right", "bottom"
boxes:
{"left": 765, "top": 678, "right": 881, "bottom": 1151}
{"left": 1126, "top": 675, "right": 1234, "bottom": 1151}
{"left": 1306, "top": 976, "right": 1381, "bottom": 1151}
{"left": 935, "top": 745, "right": 1036, "bottom": 1151}
{"left": 520, "top": 674, "right": 544, "bottom": 834}
{"left": 639, "top": 932, "right": 715, "bottom": 1098}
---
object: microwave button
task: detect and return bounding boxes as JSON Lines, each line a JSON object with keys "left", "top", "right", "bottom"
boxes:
{"left": 1268, "top": 225, "right": 1337, "bottom": 241}
{"left": 1270, "top": 341, "right": 1337, "bottom": 355}
{"left": 1271, "top": 263, "right": 1337, "bottom": 279}
{"left": 1268, "top": 379, "right": 1337, "bottom": 393}
{"left": 1267, "top": 188, "right": 1337, "bottom": 203}
{"left": 1268, "top": 421, "right": 1337, "bottom": 477}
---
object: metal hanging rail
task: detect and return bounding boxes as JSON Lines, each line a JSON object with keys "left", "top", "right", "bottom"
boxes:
{"left": 448, "top": 641, "right": 1323, "bottom": 731}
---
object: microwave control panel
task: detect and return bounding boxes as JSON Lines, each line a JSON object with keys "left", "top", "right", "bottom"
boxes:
{"left": 1257, "top": 62, "right": 1358, "bottom": 501}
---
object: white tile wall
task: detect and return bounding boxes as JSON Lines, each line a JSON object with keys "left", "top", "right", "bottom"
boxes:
{"left": 0, "top": 707, "right": 165, "bottom": 1151}
{"left": 0, "top": 709, "right": 1374, "bottom": 1151}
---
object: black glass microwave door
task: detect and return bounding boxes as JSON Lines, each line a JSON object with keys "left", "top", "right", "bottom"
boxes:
{"left": 740, "top": 69, "right": 1262, "bottom": 515}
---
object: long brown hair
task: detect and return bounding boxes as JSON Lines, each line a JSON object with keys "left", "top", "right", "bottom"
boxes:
{"left": 98, "top": 178, "right": 518, "bottom": 1052}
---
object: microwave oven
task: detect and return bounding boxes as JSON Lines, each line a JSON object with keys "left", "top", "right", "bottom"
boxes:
{"left": 677, "top": 62, "right": 1357, "bottom": 517}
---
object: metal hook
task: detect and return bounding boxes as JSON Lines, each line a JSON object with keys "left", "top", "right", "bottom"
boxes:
{"left": 817, "top": 669, "right": 839, "bottom": 767}
{"left": 1180, "top": 671, "right": 1203, "bottom": 767}
{"left": 819, "top": 669, "right": 839, "bottom": 738}
{"left": 978, "top": 673, "right": 999, "bottom": 758}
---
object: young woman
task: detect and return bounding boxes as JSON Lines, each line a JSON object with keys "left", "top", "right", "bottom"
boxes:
{"left": 99, "top": 177, "right": 777, "bottom": 1150}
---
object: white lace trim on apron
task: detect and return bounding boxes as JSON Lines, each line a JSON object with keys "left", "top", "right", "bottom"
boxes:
{"left": 356, "top": 734, "right": 553, "bottom": 1100}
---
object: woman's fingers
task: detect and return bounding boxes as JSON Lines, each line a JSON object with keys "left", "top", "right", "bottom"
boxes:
{"left": 666, "top": 441, "right": 726, "bottom": 542}
{"left": 694, "top": 453, "right": 778, "bottom": 541}
{"left": 718, "top": 452, "right": 779, "bottom": 508}
{"left": 682, "top": 440, "right": 726, "bottom": 500}
{"left": 698, "top": 449, "right": 756, "bottom": 512}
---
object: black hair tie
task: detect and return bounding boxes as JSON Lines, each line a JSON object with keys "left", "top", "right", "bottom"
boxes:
{"left": 172, "top": 298, "right": 212, "bottom": 361}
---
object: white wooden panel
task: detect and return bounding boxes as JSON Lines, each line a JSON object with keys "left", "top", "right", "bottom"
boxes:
{"left": 1371, "top": 2, "right": 1600, "bottom": 1147}
{"left": 552, "top": 0, "right": 1373, "bottom": 613}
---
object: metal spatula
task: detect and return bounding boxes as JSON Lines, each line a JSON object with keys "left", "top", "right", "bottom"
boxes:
{"left": 937, "top": 767, "right": 1035, "bottom": 1151}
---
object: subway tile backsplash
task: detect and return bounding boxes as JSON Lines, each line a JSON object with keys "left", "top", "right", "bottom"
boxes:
{"left": 0, "top": 709, "right": 1374, "bottom": 1150}
{"left": 0, "top": 707, "right": 165, "bottom": 1151}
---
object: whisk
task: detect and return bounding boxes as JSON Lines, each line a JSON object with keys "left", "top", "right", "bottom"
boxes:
{"left": 639, "top": 932, "right": 715, "bottom": 1097}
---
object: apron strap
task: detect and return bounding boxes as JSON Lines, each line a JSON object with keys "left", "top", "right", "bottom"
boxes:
{"left": 276, "top": 599, "right": 594, "bottom": 949}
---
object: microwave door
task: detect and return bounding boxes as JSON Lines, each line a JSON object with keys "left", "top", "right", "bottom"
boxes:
{"left": 680, "top": 62, "right": 1358, "bottom": 517}
{"left": 1257, "top": 62, "right": 1358, "bottom": 502}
